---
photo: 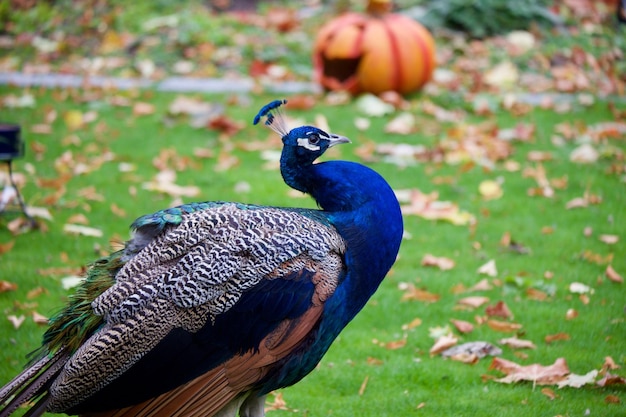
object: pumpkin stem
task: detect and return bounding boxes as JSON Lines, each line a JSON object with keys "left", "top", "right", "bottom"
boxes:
{"left": 366, "top": 0, "right": 392, "bottom": 15}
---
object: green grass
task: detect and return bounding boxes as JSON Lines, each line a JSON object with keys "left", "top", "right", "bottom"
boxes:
{"left": 0, "top": 85, "right": 624, "bottom": 416}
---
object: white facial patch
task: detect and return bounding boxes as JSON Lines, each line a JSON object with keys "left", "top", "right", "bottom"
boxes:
{"left": 297, "top": 138, "right": 321, "bottom": 151}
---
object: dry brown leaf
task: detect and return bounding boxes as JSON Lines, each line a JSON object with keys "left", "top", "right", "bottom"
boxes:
{"left": 498, "top": 337, "right": 536, "bottom": 350}
{"left": 132, "top": 102, "right": 155, "bottom": 116}
{"left": 430, "top": 335, "right": 458, "bottom": 356}
{"left": 399, "top": 189, "right": 475, "bottom": 226}
{"left": 488, "top": 319, "right": 522, "bottom": 332}
{"left": 597, "top": 372, "right": 626, "bottom": 387}
{"left": 490, "top": 357, "right": 570, "bottom": 385}
{"left": 541, "top": 387, "right": 557, "bottom": 400}
{"left": 603, "top": 356, "right": 621, "bottom": 371}
{"left": 605, "top": 395, "right": 621, "bottom": 404}
{"left": 421, "top": 254, "right": 455, "bottom": 271}
{"left": 384, "top": 338, "right": 407, "bottom": 350}
{"left": 402, "top": 317, "right": 423, "bottom": 330}
{"left": 400, "top": 283, "right": 440, "bottom": 303}
{"left": 0, "top": 280, "right": 18, "bottom": 293}
{"left": 366, "top": 357, "right": 384, "bottom": 366}
{"left": 66, "top": 213, "right": 89, "bottom": 225}
{"left": 565, "top": 309, "right": 578, "bottom": 320}
{"left": 442, "top": 341, "right": 502, "bottom": 359}
{"left": 545, "top": 333, "right": 570, "bottom": 344}
{"left": 26, "top": 286, "right": 47, "bottom": 299}
{"left": 479, "top": 180, "right": 503, "bottom": 200}
{"left": 450, "top": 319, "right": 474, "bottom": 334}
{"left": 485, "top": 301, "right": 513, "bottom": 319}
{"left": 358, "top": 375, "right": 369, "bottom": 396}
{"left": 0, "top": 240, "right": 15, "bottom": 255}
{"left": 457, "top": 296, "right": 490, "bottom": 309}
{"left": 606, "top": 265, "right": 623, "bottom": 284}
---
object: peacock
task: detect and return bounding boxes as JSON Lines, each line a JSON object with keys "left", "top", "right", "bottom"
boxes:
{"left": 0, "top": 99, "right": 403, "bottom": 417}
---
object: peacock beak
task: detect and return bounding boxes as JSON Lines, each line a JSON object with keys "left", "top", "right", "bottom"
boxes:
{"left": 327, "top": 134, "right": 351, "bottom": 148}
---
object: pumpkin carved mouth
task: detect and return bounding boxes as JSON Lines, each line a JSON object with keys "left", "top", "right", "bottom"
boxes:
{"left": 320, "top": 56, "right": 362, "bottom": 85}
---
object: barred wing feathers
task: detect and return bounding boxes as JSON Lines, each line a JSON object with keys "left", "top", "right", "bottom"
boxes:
{"left": 41, "top": 202, "right": 345, "bottom": 413}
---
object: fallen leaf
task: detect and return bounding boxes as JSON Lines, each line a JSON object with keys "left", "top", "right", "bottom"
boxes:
{"left": 400, "top": 283, "right": 440, "bottom": 303}
{"left": 565, "top": 309, "right": 578, "bottom": 320}
{"left": 604, "top": 395, "right": 621, "bottom": 404}
{"left": 570, "top": 144, "right": 599, "bottom": 164}
{"left": 442, "top": 341, "right": 502, "bottom": 359}
{"left": 430, "top": 335, "right": 459, "bottom": 356}
{"left": 385, "top": 112, "right": 415, "bottom": 135}
{"left": 402, "top": 317, "right": 423, "bottom": 330}
{"left": 487, "top": 319, "right": 523, "bottom": 332}
{"left": 599, "top": 234, "right": 619, "bottom": 245}
{"left": 32, "top": 311, "right": 48, "bottom": 325}
{"left": 545, "top": 333, "right": 570, "bottom": 344}
{"left": 26, "top": 287, "right": 47, "bottom": 299}
{"left": 541, "top": 387, "right": 557, "bottom": 400}
{"left": 603, "top": 356, "right": 621, "bottom": 371}
{"left": 457, "top": 296, "right": 490, "bottom": 309}
{"left": 485, "top": 301, "right": 513, "bottom": 319}
{"left": 490, "top": 357, "right": 570, "bottom": 385}
{"left": 468, "top": 278, "right": 492, "bottom": 292}
{"left": 421, "top": 254, "right": 455, "bottom": 270}
{"left": 358, "top": 375, "right": 369, "bottom": 396}
{"left": 450, "top": 319, "right": 474, "bottom": 334}
{"left": 133, "top": 102, "right": 155, "bottom": 116}
{"left": 597, "top": 372, "right": 626, "bottom": 387}
{"left": 63, "top": 224, "right": 103, "bottom": 237}
{"left": 477, "top": 260, "right": 497, "bottom": 277}
{"left": 0, "top": 280, "right": 18, "bottom": 293}
{"left": 569, "top": 282, "right": 593, "bottom": 294}
{"left": 499, "top": 337, "right": 536, "bottom": 350}
{"left": 7, "top": 315, "right": 25, "bottom": 329}
{"left": 399, "top": 189, "right": 475, "bottom": 226}
{"left": 606, "top": 265, "right": 623, "bottom": 284}
{"left": 0, "top": 240, "right": 15, "bottom": 255}
{"left": 557, "top": 370, "right": 598, "bottom": 388}
{"left": 478, "top": 179, "right": 503, "bottom": 200}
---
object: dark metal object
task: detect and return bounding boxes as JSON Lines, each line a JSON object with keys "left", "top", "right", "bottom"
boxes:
{"left": 0, "top": 124, "right": 34, "bottom": 224}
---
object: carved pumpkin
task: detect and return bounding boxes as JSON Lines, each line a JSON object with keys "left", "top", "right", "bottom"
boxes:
{"left": 313, "top": 0, "right": 436, "bottom": 95}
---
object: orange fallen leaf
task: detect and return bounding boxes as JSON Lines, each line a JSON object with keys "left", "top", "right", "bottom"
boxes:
{"left": 541, "top": 387, "right": 557, "bottom": 400}
{"left": 606, "top": 265, "right": 623, "bottom": 284}
{"left": 0, "top": 280, "right": 18, "bottom": 293}
{"left": 488, "top": 319, "right": 522, "bottom": 332}
{"left": 26, "top": 287, "right": 47, "bottom": 299}
{"left": 402, "top": 317, "right": 423, "bottom": 330}
{"left": 0, "top": 240, "right": 15, "bottom": 255}
{"left": 565, "top": 309, "right": 578, "bottom": 320}
{"left": 400, "top": 284, "right": 440, "bottom": 303}
{"left": 545, "top": 333, "right": 570, "bottom": 344}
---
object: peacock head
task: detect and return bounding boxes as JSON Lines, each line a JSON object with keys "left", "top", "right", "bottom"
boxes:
{"left": 253, "top": 99, "right": 350, "bottom": 166}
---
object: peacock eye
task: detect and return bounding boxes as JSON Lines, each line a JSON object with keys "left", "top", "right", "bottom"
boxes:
{"left": 309, "top": 135, "right": 320, "bottom": 145}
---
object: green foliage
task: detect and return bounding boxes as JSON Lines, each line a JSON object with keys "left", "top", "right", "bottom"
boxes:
{"left": 421, "top": 0, "right": 559, "bottom": 37}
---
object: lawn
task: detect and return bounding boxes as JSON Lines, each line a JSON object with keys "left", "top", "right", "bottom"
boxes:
{"left": 1, "top": 1, "right": 625, "bottom": 416}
